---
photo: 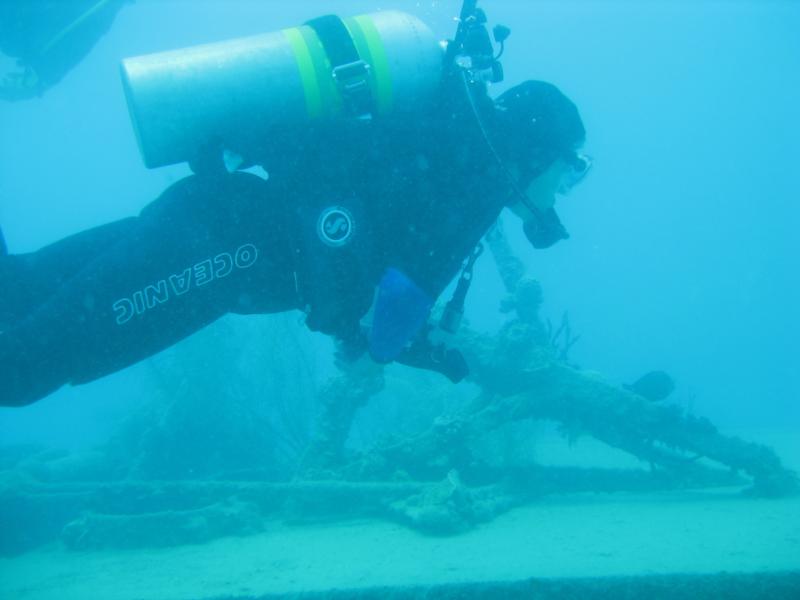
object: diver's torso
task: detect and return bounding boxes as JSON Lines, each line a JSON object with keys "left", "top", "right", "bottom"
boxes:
{"left": 281, "top": 109, "right": 509, "bottom": 340}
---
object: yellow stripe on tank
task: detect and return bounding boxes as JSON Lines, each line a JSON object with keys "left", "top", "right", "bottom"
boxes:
{"left": 298, "top": 25, "right": 344, "bottom": 118}
{"left": 283, "top": 27, "right": 323, "bottom": 119}
{"left": 345, "top": 15, "right": 393, "bottom": 115}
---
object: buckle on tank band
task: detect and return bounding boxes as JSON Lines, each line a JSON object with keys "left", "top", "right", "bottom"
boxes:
{"left": 332, "top": 60, "right": 373, "bottom": 119}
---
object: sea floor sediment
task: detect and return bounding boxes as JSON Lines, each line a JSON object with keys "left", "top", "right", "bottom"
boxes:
{"left": 1, "top": 484, "right": 798, "bottom": 600}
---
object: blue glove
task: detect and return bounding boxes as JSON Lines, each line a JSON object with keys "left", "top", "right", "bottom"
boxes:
{"left": 368, "top": 268, "right": 433, "bottom": 363}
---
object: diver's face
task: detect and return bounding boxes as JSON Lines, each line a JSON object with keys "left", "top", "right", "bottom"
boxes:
{"left": 509, "top": 158, "right": 570, "bottom": 219}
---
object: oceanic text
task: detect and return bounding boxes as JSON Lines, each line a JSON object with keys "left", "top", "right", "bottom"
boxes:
{"left": 112, "top": 243, "right": 258, "bottom": 325}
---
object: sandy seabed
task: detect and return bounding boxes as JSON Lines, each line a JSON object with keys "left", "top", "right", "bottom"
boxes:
{"left": 1, "top": 430, "right": 798, "bottom": 600}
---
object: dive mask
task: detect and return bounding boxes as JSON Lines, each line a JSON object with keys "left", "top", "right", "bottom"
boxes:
{"left": 558, "top": 152, "right": 593, "bottom": 194}
{"left": 520, "top": 152, "right": 592, "bottom": 197}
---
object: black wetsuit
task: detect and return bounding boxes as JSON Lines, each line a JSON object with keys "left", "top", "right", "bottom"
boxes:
{"left": 0, "top": 83, "right": 509, "bottom": 407}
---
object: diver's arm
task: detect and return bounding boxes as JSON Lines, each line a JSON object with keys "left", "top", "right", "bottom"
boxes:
{"left": 362, "top": 267, "right": 468, "bottom": 383}
{"left": 367, "top": 268, "right": 433, "bottom": 363}
{"left": 327, "top": 268, "right": 432, "bottom": 365}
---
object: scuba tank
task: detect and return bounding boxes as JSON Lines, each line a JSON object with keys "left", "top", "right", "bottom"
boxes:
{"left": 120, "top": 11, "right": 444, "bottom": 169}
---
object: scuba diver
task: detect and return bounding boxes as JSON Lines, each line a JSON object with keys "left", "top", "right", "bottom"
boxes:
{"left": 0, "top": 0, "right": 131, "bottom": 101}
{"left": 0, "top": 2, "right": 590, "bottom": 407}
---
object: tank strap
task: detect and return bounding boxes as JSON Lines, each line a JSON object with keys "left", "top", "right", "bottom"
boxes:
{"left": 306, "top": 15, "right": 374, "bottom": 119}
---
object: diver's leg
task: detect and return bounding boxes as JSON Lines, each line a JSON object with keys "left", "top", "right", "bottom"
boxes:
{"left": 0, "top": 217, "right": 138, "bottom": 327}
{"left": 0, "top": 172, "right": 297, "bottom": 407}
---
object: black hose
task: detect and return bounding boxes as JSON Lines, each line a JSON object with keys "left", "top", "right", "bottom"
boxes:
{"left": 457, "top": 68, "right": 543, "bottom": 220}
{"left": 445, "top": 0, "right": 480, "bottom": 67}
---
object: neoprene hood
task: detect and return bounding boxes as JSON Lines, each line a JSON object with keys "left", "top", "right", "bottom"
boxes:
{"left": 494, "top": 80, "right": 585, "bottom": 170}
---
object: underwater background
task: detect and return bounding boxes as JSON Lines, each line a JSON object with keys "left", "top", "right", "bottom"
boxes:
{"left": 1, "top": 1, "right": 798, "bottom": 598}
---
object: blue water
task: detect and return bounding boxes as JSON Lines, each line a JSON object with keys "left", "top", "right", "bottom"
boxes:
{"left": 0, "top": 1, "right": 798, "bottom": 597}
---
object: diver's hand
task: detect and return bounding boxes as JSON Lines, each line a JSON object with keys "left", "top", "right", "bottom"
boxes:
{"left": 395, "top": 337, "right": 469, "bottom": 383}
